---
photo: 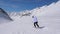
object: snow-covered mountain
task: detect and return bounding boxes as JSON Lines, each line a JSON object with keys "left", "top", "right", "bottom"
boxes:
{"left": 0, "top": 0, "right": 60, "bottom": 34}
{"left": 0, "top": 8, "right": 12, "bottom": 23}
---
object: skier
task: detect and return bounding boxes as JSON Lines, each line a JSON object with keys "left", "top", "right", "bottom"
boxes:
{"left": 32, "top": 16, "right": 39, "bottom": 28}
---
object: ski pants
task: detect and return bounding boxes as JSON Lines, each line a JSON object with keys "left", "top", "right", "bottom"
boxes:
{"left": 34, "top": 22, "right": 39, "bottom": 27}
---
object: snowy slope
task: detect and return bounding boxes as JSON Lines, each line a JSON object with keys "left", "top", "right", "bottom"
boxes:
{"left": 0, "top": 1, "right": 60, "bottom": 34}
{"left": 0, "top": 8, "right": 12, "bottom": 23}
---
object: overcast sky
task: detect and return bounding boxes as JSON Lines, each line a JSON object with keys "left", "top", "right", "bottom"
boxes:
{"left": 0, "top": 0, "right": 59, "bottom": 12}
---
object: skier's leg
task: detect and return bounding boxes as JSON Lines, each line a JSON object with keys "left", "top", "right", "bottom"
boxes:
{"left": 34, "top": 22, "right": 36, "bottom": 27}
{"left": 36, "top": 22, "right": 39, "bottom": 27}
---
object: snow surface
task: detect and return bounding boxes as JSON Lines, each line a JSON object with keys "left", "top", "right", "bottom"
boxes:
{"left": 0, "top": 1, "right": 60, "bottom": 34}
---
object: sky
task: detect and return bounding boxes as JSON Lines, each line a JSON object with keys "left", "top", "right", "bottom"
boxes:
{"left": 0, "top": 0, "right": 59, "bottom": 12}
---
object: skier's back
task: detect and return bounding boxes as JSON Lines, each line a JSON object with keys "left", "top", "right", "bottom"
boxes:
{"left": 32, "top": 16, "right": 39, "bottom": 28}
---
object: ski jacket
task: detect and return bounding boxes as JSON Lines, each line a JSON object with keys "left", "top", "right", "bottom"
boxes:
{"left": 32, "top": 16, "right": 38, "bottom": 22}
